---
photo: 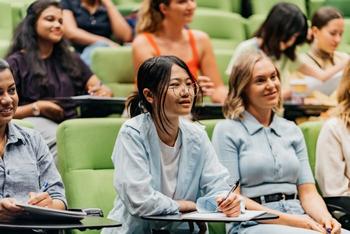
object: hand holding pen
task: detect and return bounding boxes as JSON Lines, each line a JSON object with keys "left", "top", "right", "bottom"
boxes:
{"left": 216, "top": 181, "right": 241, "bottom": 217}
{"left": 28, "top": 182, "right": 53, "bottom": 207}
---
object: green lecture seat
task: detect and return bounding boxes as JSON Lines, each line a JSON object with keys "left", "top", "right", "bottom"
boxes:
{"left": 214, "top": 49, "right": 234, "bottom": 86}
{"left": 57, "top": 118, "right": 126, "bottom": 234}
{"left": 298, "top": 121, "right": 323, "bottom": 175}
{"left": 200, "top": 118, "right": 226, "bottom": 234}
{"left": 190, "top": 9, "right": 246, "bottom": 50}
{"left": 325, "top": 0, "right": 350, "bottom": 17}
{"left": 90, "top": 47, "right": 135, "bottom": 98}
{"left": 196, "top": 0, "right": 231, "bottom": 12}
{"left": 245, "top": 14, "right": 265, "bottom": 38}
{"left": 250, "top": 0, "right": 307, "bottom": 16}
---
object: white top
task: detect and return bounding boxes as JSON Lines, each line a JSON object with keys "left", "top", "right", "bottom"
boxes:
{"left": 159, "top": 131, "right": 182, "bottom": 198}
{"left": 316, "top": 117, "right": 350, "bottom": 196}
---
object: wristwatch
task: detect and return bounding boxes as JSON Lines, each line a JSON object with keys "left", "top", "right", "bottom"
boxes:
{"left": 31, "top": 102, "right": 40, "bottom": 116}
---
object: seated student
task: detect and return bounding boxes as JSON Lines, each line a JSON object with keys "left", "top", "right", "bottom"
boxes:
{"left": 132, "top": 0, "right": 228, "bottom": 104}
{"left": 61, "top": 0, "right": 132, "bottom": 65}
{"left": 225, "top": 2, "right": 348, "bottom": 100}
{"left": 102, "top": 56, "right": 241, "bottom": 234}
{"left": 0, "top": 59, "right": 66, "bottom": 226}
{"left": 5, "top": 0, "right": 112, "bottom": 159}
{"left": 296, "top": 6, "right": 349, "bottom": 96}
{"left": 213, "top": 51, "right": 344, "bottom": 233}
{"left": 316, "top": 62, "right": 350, "bottom": 196}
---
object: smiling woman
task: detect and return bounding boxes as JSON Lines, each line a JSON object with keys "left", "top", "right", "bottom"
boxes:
{"left": 5, "top": 0, "right": 112, "bottom": 160}
{"left": 0, "top": 59, "right": 66, "bottom": 232}
{"left": 103, "top": 56, "right": 242, "bottom": 234}
{"left": 212, "top": 51, "right": 348, "bottom": 234}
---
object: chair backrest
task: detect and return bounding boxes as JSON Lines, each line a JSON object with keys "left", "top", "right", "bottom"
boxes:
{"left": 245, "top": 14, "right": 265, "bottom": 38}
{"left": 214, "top": 49, "right": 233, "bottom": 85}
{"left": 325, "top": 0, "right": 350, "bottom": 17}
{"left": 190, "top": 9, "right": 246, "bottom": 50}
{"left": 298, "top": 121, "right": 324, "bottom": 175}
{"left": 200, "top": 119, "right": 222, "bottom": 139}
{"left": 0, "top": 1, "right": 13, "bottom": 41}
{"left": 90, "top": 47, "right": 135, "bottom": 97}
{"left": 250, "top": 0, "right": 307, "bottom": 16}
{"left": 196, "top": 0, "right": 231, "bottom": 12}
{"left": 57, "top": 118, "right": 125, "bottom": 234}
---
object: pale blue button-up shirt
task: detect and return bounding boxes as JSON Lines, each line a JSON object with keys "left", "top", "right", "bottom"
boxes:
{"left": 0, "top": 122, "right": 66, "bottom": 205}
{"left": 104, "top": 113, "right": 232, "bottom": 234}
{"left": 212, "top": 111, "right": 314, "bottom": 198}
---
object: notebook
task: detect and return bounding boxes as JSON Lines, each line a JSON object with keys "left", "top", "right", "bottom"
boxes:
{"left": 181, "top": 210, "right": 267, "bottom": 221}
{"left": 15, "top": 203, "right": 87, "bottom": 221}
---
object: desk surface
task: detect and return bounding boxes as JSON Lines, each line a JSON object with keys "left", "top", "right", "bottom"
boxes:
{"left": 143, "top": 213, "right": 278, "bottom": 223}
{"left": 0, "top": 216, "right": 121, "bottom": 230}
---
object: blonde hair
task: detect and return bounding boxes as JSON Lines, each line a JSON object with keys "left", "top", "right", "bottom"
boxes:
{"left": 335, "top": 61, "right": 350, "bottom": 128}
{"left": 136, "top": 0, "right": 170, "bottom": 33}
{"left": 223, "top": 51, "right": 282, "bottom": 119}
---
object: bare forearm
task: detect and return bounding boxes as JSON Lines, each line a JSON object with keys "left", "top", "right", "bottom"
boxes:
{"left": 300, "top": 193, "right": 331, "bottom": 223}
{"left": 103, "top": 1, "right": 132, "bottom": 42}
{"left": 14, "top": 104, "right": 35, "bottom": 119}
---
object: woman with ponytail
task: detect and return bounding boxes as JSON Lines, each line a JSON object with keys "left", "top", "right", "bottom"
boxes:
{"left": 103, "top": 56, "right": 241, "bottom": 234}
{"left": 132, "top": 0, "right": 228, "bottom": 104}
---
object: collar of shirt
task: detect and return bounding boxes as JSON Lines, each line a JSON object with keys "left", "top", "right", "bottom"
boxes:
{"left": 241, "top": 111, "right": 282, "bottom": 137}
{"left": 6, "top": 122, "right": 26, "bottom": 145}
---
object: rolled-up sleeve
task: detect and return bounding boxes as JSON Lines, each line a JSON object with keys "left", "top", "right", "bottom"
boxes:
{"left": 35, "top": 132, "right": 67, "bottom": 207}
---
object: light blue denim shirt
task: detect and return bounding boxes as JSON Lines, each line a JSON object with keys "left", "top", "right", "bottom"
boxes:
{"left": 103, "top": 113, "right": 231, "bottom": 234}
{"left": 0, "top": 122, "right": 66, "bottom": 206}
{"left": 212, "top": 111, "right": 314, "bottom": 198}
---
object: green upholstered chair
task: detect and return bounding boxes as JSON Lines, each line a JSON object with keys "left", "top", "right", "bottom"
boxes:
{"left": 245, "top": 14, "right": 265, "bottom": 38}
{"left": 299, "top": 121, "right": 323, "bottom": 175}
{"left": 196, "top": 0, "right": 231, "bottom": 12}
{"left": 299, "top": 120, "right": 350, "bottom": 229}
{"left": 200, "top": 118, "right": 226, "bottom": 234}
{"left": 250, "top": 0, "right": 307, "bottom": 16}
{"left": 57, "top": 118, "right": 126, "bottom": 234}
{"left": 90, "top": 47, "right": 135, "bottom": 98}
{"left": 214, "top": 49, "right": 234, "bottom": 86}
{"left": 325, "top": 0, "right": 350, "bottom": 17}
{"left": 338, "top": 19, "right": 350, "bottom": 54}
{"left": 190, "top": 9, "right": 246, "bottom": 50}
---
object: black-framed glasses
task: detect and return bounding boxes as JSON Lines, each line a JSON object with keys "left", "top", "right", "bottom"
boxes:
{"left": 168, "top": 82, "right": 199, "bottom": 97}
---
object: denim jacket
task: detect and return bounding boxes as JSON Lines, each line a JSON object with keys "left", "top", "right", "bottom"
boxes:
{"left": 103, "top": 113, "right": 231, "bottom": 234}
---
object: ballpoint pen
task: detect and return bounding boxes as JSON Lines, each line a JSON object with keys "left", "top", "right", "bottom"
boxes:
{"left": 39, "top": 181, "right": 49, "bottom": 193}
{"left": 326, "top": 227, "right": 332, "bottom": 234}
{"left": 216, "top": 181, "right": 240, "bottom": 211}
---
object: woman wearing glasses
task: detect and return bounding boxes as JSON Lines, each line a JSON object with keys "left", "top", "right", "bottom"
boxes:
{"left": 103, "top": 56, "right": 241, "bottom": 234}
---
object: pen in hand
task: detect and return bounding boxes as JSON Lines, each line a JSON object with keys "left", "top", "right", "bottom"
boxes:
{"left": 39, "top": 181, "right": 49, "bottom": 193}
{"left": 216, "top": 181, "right": 240, "bottom": 212}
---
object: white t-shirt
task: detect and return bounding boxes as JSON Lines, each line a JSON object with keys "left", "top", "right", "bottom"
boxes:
{"left": 159, "top": 131, "right": 182, "bottom": 198}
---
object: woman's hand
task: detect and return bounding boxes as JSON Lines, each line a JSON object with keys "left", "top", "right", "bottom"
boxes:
{"left": 281, "top": 213, "right": 326, "bottom": 233}
{"left": 28, "top": 192, "right": 53, "bottom": 208}
{"left": 0, "top": 198, "right": 22, "bottom": 222}
{"left": 36, "top": 101, "right": 64, "bottom": 122}
{"left": 197, "top": 76, "right": 215, "bottom": 97}
{"left": 87, "top": 84, "right": 113, "bottom": 97}
{"left": 216, "top": 193, "right": 241, "bottom": 217}
{"left": 320, "top": 216, "right": 341, "bottom": 234}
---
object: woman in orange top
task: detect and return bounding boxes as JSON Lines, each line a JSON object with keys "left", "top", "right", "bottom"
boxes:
{"left": 132, "top": 0, "right": 227, "bottom": 104}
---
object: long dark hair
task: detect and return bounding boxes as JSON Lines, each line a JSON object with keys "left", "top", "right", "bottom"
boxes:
{"left": 255, "top": 2, "right": 308, "bottom": 61}
{"left": 6, "top": 0, "right": 81, "bottom": 89}
{"left": 127, "top": 56, "right": 199, "bottom": 134}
